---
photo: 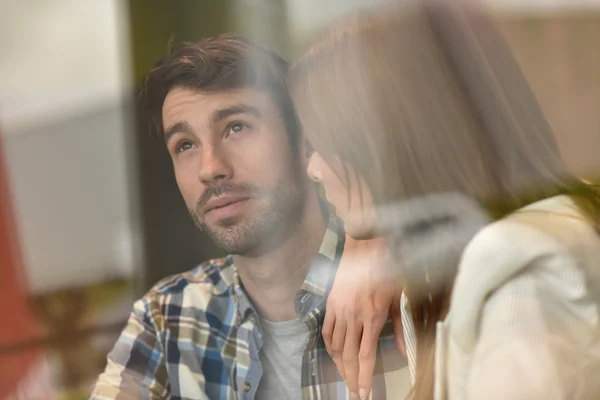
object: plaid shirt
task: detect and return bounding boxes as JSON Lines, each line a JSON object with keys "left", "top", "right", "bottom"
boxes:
{"left": 91, "top": 213, "right": 410, "bottom": 399}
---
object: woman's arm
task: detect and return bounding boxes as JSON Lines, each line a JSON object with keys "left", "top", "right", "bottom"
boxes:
{"left": 322, "top": 236, "right": 405, "bottom": 400}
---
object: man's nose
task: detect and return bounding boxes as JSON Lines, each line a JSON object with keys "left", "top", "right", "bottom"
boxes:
{"left": 198, "top": 145, "right": 233, "bottom": 184}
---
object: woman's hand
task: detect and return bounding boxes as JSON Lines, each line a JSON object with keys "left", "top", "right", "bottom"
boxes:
{"left": 324, "top": 236, "right": 406, "bottom": 399}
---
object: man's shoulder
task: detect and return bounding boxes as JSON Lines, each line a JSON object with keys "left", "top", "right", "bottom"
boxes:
{"left": 146, "top": 256, "right": 236, "bottom": 299}
{"left": 123, "top": 257, "right": 238, "bottom": 339}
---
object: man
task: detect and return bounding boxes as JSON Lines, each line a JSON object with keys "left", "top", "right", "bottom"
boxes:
{"left": 91, "top": 34, "right": 408, "bottom": 399}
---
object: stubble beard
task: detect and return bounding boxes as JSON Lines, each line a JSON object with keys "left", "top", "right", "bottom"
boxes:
{"left": 189, "top": 174, "right": 305, "bottom": 255}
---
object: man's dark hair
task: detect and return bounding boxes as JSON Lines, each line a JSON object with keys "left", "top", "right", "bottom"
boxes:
{"left": 141, "top": 33, "right": 301, "bottom": 151}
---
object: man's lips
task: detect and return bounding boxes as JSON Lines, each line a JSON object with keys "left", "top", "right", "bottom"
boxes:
{"left": 203, "top": 196, "right": 250, "bottom": 214}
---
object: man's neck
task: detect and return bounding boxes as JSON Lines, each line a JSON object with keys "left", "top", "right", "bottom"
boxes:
{"left": 234, "top": 194, "right": 325, "bottom": 322}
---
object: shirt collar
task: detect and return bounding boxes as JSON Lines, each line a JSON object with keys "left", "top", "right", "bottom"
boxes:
{"left": 226, "top": 200, "right": 345, "bottom": 321}
{"left": 295, "top": 201, "right": 345, "bottom": 318}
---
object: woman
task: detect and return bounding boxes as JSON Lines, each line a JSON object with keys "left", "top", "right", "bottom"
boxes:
{"left": 289, "top": 1, "right": 600, "bottom": 399}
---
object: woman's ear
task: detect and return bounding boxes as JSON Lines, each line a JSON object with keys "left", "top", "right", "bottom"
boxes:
{"left": 301, "top": 138, "right": 314, "bottom": 170}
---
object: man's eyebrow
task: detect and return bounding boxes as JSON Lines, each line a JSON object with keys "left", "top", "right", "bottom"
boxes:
{"left": 211, "top": 104, "right": 261, "bottom": 123}
{"left": 164, "top": 121, "right": 194, "bottom": 144}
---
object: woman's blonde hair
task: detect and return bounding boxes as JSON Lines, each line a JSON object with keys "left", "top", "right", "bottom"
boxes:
{"left": 290, "top": 0, "right": 600, "bottom": 398}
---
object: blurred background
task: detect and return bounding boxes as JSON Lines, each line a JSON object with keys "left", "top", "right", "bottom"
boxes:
{"left": 0, "top": 0, "right": 598, "bottom": 398}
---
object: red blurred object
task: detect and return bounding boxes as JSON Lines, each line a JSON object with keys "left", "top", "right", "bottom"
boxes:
{"left": 0, "top": 129, "right": 47, "bottom": 398}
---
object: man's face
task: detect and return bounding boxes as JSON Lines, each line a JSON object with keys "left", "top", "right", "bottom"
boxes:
{"left": 162, "top": 87, "right": 306, "bottom": 254}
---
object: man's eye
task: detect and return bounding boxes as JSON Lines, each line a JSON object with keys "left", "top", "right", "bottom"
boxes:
{"left": 175, "top": 141, "right": 194, "bottom": 153}
{"left": 227, "top": 122, "right": 249, "bottom": 136}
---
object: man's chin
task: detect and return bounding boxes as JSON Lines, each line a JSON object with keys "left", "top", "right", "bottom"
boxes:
{"left": 204, "top": 221, "right": 256, "bottom": 255}
{"left": 215, "top": 216, "right": 241, "bottom": 229}
{"left": 203, "top": 213, "right": 246, "bottom": 234}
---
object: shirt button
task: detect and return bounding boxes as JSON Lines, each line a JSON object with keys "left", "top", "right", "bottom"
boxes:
{"left": 300, "top": 292, "right": 311, "bottom": 303}
{"left": 243, "top": 382, "right": 252, "bottom": 392}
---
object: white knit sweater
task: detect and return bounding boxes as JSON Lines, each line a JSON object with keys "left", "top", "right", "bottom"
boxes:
{"left": 402, "top": 196, "right": 600, "bottom": 400}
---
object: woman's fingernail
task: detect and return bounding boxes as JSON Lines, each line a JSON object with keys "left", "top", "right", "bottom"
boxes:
{"left": 359, "top": 388, "right": 369, "bottom": 399}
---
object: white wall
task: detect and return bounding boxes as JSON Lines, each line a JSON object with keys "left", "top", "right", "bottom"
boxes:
{"left": 0, "top": 0, "right": 138, "bottom": 293}
{"left": 488, "top": 0, "right": 600, "bottom": 14}
{"left": 4, "top": 106, "right": 137, "bottom": 293}
{"left": 285, "top": 0, "right": 391, "bottom": 39}
{"left": 0, "top": 0, "right": 131, "bottom": 133}
{"left": 285, "top": 0, "right": 600, "bottom": 39}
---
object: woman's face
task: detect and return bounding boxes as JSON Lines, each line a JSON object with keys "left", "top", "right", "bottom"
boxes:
{"left": 307, "top": 151, "right": 376, "bottom": 239}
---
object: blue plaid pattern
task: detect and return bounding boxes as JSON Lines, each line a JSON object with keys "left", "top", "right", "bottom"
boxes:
{"left": 91, "top": 213, "right": 409, "bottom": 399}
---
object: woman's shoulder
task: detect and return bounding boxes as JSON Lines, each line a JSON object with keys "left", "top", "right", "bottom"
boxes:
{"left": 462, "top": 195, "right": 599, "bottom": 274}
{"left": 449, "top": 196, "right": 600, "bottom": 328}
{"left": 446, "top": 195, "right": 600, "bottom": 352}
{"left": 443, "top": 195, "right": 600, "bottom": 400}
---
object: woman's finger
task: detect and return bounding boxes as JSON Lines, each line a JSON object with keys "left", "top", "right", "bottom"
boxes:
{"left": 357, "top": 318, "right": 383, "bottom": 400}
{"left": 322, "top": 305, "right": 336, "bottom": 352}
{"left": 330, "top": 317, "right": 347, "bottom": 381}
{"left": 342, "top": 320, "right": 362, "bottom": 395}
